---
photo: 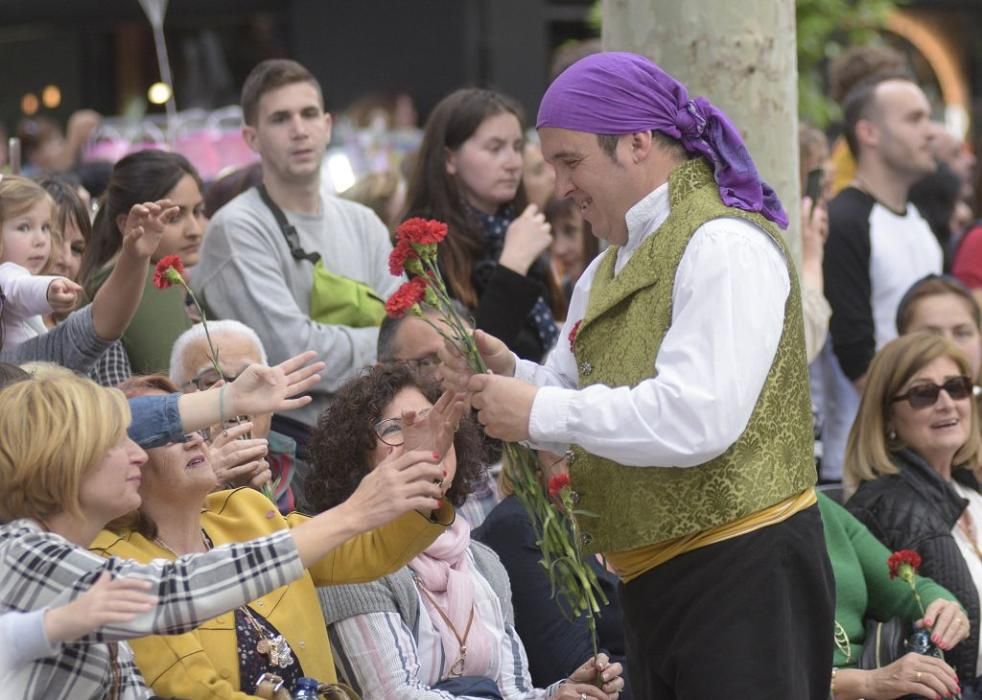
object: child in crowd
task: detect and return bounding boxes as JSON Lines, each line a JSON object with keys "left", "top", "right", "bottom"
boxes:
{"left": 0, "top": 175, "right": 81, "bottom": 349}
{"left": 0, "top": 571, "right": 157, "bottom": 684}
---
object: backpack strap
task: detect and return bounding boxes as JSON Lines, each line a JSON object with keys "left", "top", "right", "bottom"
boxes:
{"left": 255, "top": 184, "right": 322, "bottom": 265}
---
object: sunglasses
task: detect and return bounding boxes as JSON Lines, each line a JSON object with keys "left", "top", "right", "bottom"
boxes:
{"left": 891, "top": 376, "right": 975, "bottom": 409}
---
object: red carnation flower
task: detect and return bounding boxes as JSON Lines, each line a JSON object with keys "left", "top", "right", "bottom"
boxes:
{"left": 548, "top": 473, "right": 571, "bottom": 499}
{"left": 385, "top": 276, "right": 428, "bottom": 319}
{"left": 888, "top": 549, "right": 922, "bottom": 581}
{"left": 568, "top": 320, "right": 582, "bottom": 352}
{"left": 153, "top": 255, "right": 186, "bottom": 289}
{"left": 396, "top": 217, "right": 448, "bottom": 246}
{"left": 388, "top": 239, "right": 417, "bottom": 276}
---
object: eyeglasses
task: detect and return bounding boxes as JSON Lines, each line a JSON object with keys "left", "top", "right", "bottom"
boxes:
{"left": 183, "top": 368, "right": 240, "bottom": 392}
{"left": 890, "top": 376, "right": 975, "bottom": 409}
{"left": 373, "top": 408, "right": 431, "bottom": 447}
{"left": 407, "top": 354, "right": 441, "bottom": 372}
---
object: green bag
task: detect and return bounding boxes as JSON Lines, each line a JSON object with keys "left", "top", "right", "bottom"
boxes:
{"left": 309, "top": 259, "right": 385, "bottom": 327}
{"left": 257, "top": 185, "right": 385, "bottom": 328}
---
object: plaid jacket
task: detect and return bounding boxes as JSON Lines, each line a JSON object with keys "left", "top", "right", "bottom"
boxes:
{"left": 0, "top": 519, "right": 304, "bottom": 699}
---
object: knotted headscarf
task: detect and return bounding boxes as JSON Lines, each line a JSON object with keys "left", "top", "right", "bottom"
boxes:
{"left": 536, "top": 52, "right": 788, "bottom": 229}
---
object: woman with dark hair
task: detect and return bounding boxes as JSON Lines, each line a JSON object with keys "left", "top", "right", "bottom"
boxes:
{"left": 309, "top": 364, "right": 625, "bottom": 699}
{"left": 403, "top": 89, "right": 564, "bottom": 362}
{"left": 81, "top": 150, "right": 208, "bottom": 375}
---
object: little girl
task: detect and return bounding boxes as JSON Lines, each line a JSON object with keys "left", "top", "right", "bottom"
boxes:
{"left": 0, "top": 175, "right": 81, "bottom": 349}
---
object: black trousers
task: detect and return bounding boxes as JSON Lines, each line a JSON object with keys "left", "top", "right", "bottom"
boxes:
{"left": 619, "top": 505, "right": 835, "bottom": 699}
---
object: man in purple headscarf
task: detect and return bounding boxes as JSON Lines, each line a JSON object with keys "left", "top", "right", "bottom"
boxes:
{"left": 442, "top": 52, "right": 833, "bottom": 699}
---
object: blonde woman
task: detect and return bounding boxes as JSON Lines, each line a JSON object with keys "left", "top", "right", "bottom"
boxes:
{"left": 845, "top": 333, "right": 982, "bottom": 694}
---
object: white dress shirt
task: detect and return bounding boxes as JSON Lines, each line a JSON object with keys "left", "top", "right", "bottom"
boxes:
{"left": 515, "top": 182, "right": 792, "bottom": 467}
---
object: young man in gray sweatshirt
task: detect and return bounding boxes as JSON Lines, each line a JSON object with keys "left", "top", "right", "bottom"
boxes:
{"left": 192, "top": 59, "right": 402, "bottom": 440}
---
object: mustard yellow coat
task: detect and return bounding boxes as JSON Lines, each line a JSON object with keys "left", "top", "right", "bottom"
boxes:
{"left": 90, "top": 487, "right": 453, "bottom": 699}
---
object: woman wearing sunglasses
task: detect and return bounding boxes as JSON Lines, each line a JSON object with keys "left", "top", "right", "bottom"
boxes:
{"left": 846, "top": 332, "right": 982, "bottom": 695}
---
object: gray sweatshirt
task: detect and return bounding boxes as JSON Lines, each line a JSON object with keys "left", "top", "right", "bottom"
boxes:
{"left": 191, "top": 188, "right": 402, "bottom": 427}
{"left": 0, "top": 305, "right": 110, "bottom": 372}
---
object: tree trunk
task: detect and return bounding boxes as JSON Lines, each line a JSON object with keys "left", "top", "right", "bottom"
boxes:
{"left": 602, "top": 0, "right": 801, "bottom": 261}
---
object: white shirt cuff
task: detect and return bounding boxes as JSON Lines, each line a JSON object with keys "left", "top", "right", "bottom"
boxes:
{"left": 529, "top": 385, "right": 576, "bottom": 444}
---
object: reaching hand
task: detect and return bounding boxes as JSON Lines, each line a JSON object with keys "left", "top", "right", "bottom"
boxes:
{"left": 120, "top": 199, "right": 180, "bottom": 260}
{"left": 342, "top": 449, "right": 445, "bottom": 529}
{"left": 226, "top": 351, "right": 325, "bottom": 417}
{"left": 401, "top": 389, "right": 467, "bottom": 457}
{"left": 43, "top": 571, "right": 157, "bottom": 643}
{"left": 46, "top": 277, "right": 82, "bottom": 313}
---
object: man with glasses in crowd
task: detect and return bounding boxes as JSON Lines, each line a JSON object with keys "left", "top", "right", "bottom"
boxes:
{"left": 169, "top": 320, "right": 303, "bottom": 513}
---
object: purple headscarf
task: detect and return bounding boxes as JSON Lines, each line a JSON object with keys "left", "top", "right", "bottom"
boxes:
{"left": 536, "top": 52, "right": 788, "bottom": 229}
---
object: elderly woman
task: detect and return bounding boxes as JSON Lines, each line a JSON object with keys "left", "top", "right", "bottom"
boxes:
{"left": 0, "top": 369, "right": 451, "bottom": 699}
{"left": 845, "top": 332, "right": 982, "bottom": 696}
{"left": 90, "top": 373, "right": 462, "bottom": 698}
{"left": 309, "top": 363, "right": 625, "bottom": 700}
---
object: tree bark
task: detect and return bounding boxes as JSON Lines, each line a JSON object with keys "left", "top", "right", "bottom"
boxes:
{"left": 602, "top": 0, "right": 801, "bottom": 261}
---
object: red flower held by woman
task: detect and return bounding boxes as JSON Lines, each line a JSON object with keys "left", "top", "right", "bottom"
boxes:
{"left": 153, "top": 255, "right": 186, "bottom": 289}
{"left": 888, "top": 549, "right": 922, "bottom": 581}
{"left": 385, "top": 276, "right": 429, "bottom": 319}
{"left": 548, "top": 473, "right": 571, "bottom": 499}
{"left": 397, "top": 217, "right": 448, "bottom": 246}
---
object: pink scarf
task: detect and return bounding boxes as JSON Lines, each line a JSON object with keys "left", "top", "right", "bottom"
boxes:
{"left": 409, "top": 518, "right": 495, "bottom": 678}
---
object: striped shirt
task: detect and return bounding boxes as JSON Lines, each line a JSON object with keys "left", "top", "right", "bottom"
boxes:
{"left": 326, "top": 547, "right": 562, "bottom": 699}
{"left": 0, "top": 519, "right": 303, "bottom": 699}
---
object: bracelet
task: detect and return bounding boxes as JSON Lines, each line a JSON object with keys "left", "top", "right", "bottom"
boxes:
{"left": 218, "top": 384, "right": 227, "bottom": 430}
{"left": 829, "top": 666, "right": 837, "bottom": 700}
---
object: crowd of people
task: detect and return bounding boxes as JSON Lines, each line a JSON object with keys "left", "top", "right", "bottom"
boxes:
{"left": 0, "top": 39, "right": 980, "bottom": 700}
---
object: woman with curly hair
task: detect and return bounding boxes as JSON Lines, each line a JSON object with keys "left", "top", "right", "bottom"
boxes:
{"left": 309, "top": 363, "right": 625, "bottom": 700}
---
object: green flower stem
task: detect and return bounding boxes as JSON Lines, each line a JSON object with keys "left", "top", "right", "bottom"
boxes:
{"left": 413, "top": 253, "right": 606, "bottom": 679}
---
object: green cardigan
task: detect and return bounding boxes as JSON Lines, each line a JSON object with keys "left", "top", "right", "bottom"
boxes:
{"left": 87, "top": 261, "right": 192, "bottom": 375}
{"left": 820, "top": 493, "right": 958, "bottom": 667}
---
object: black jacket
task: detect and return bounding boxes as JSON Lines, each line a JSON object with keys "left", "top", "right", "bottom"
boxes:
{"left": 846, "top": 448, "right": 980, "bottom": 680}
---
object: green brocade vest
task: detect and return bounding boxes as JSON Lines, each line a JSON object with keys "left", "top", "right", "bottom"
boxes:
{"left": 569, "top": 159, "right": 815, "bottom": 554}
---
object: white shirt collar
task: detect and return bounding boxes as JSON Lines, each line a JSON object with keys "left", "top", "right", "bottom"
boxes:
{"left": 616, "top": 182, "right": 670, "bottom": 272}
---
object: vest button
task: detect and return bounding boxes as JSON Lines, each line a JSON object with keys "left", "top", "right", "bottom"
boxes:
{"left": 581, "top": 532, "right": 593, "bottom": 546}
{"left": 579, "top": 361, "right": 592, "bottom": 375}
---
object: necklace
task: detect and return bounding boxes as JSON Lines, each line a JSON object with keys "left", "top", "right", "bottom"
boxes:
{"left": 153, "top": 529, "right": 295, "bottom": 669}
{"left": 415, "top": 578, "right": 475, "bottom": 677}
{"left": 833, "top": 619, "right": 852, "bottom": 663}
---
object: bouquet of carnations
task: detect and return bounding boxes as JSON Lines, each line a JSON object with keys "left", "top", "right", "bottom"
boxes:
{"left": 386, "top": 218, "right": 608, "bottom": 672}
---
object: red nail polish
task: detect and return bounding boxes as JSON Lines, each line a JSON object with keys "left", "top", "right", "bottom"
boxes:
{"left": 432, "top": 451, "right": 441, "bottom": 460}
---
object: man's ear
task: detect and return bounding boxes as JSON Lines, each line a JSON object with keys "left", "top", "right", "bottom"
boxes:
{"left": 242, "top": 125, "right": 259, "bottom": 154}
{"left": 323, "top": 113, "right": 333, "bottom": 145}
{"left": 629, "top": 130, "right": 655, "bottom": 164}
{"left": 855, "top": 119, "right": 879, "bottom": 151}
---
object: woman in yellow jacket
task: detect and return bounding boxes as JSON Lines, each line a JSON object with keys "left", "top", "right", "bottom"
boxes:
{"left": 90, "top": 374, "right": 463, "bottom": 699}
